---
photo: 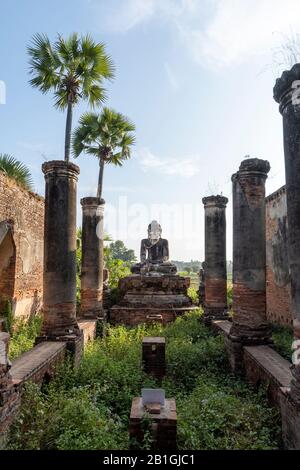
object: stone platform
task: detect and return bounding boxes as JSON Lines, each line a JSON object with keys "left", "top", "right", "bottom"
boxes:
{"left": 110, "top": 274, "right": 194, "bottom": 326}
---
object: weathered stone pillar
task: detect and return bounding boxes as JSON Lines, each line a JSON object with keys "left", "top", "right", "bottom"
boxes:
{"left": 202, "top": 195, "right": 228, "bottom": 324}
{"left": 41, "top": 161, "right": 80, "bottom": 339}
{"left": 227, "top": 158, "right": 271, "bottom": 373}
{"left": 80, "top": 197, "right": 105, "bottom": 319}
{"left": 274, "top": 64, "right": 300, "bottom": 449}
{"left": 0, "top": 332, "right": 20, "bottom": 448}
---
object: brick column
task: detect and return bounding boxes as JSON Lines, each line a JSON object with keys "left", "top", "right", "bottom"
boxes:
{"left": 274, "top": 64, "right": 300, "bottom": 449}
{"left": 227, "top": 158, "right": 271, "bottom": 373}
{"left": 80, "top": 197, "right": 105, "bottom": 319}
{"left": 41, "top": 161, "right": 81, "bottom": 340}
{"left": 202, "top": 195, "right": 228, "bottom": 324}
{"left": 0, "top": 333, "right": 20, "bottom": 448}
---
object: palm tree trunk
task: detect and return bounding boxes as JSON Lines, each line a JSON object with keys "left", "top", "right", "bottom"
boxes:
{"left": 64, "top": 101, "right": 73, "bottom": 163}
{"left": 97, "top": 157, "right": 105, "bottom": 199}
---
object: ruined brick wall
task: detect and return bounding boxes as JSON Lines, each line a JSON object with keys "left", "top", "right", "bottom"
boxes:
{"left": 266, "top": 186, "right": 292, "bottom": 327}
{"left": 0, "top": 172, "right": 44, "bottom": 318}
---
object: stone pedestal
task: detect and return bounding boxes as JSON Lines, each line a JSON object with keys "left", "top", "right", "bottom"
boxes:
{"left": 202, "top": 195, "right": 228, "bottom": 324}
{"left": 274, "top": 64, "right": 300, "bottom": 448}
{"left": 129, "top": 397, "right": 177, "bottom": 450}
{"left": 227, "top": 158, "right": 271, "bottom": 374}
{"left": 110, "top": 274, "right": 194, "bottom": 326}
{"left": 80, "top": 197, "right": 105, "bottom": 319}
{"left": 38, "top": 161, "right": 82, "bottom": 364}
{"left": 0, "top": 333, "right": 20, "bottom": 449}
{"left": 142, "top": 337, "right": 166, "bottom": 380}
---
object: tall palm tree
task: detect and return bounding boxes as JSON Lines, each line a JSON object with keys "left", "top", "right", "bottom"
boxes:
{"left": 73, "top": 108, "right": 135, "bottom": 198}
{"left": 28, "top": 33, "right": 114, "bottom": 162}
{"left": 0, "top": 154, "right": 34, "bottom": 191}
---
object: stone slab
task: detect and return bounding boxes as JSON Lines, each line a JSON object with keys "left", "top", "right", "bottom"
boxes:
{"left": 243, "top": 344, "right": 292, "bottom": 407}
{"left": 211, "top": 319, "right": 232, "bottom": 335}
{"left": 11, "top": 341, "right": 66, "bottom": 386}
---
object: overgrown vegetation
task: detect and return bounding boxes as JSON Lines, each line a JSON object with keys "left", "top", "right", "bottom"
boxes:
{"left": 272, "top": 324, "right": 293, "bottom": 362}
{"left": 8, "top": 316, "right": 42, "bottom": 361}
{"left": 7, "top": 310, "right": 281, "bottom": 450}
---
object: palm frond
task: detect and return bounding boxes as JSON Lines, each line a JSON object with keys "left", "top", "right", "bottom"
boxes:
{"left": 72, "top": 108, "right": 136, "bottom": 166}
{"left": 0, "top": 154, "right": 34, "bottom": 191}
{"left": 28, "top": 33, "right": 114, "bottom": 109}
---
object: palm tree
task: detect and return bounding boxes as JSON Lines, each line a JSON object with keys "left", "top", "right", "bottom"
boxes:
{"left": 73, "top": 108, "right": 135, "bottom": 198}
{"left": 28, "top": 33, "right": 114, "bottom": 163}
{"left": 0, "top": 154, "right": 34, "bottom": 191}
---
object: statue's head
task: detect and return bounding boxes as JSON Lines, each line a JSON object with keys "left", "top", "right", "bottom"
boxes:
{"left": 148, "top": 220, "right": 162, "bottom": 243}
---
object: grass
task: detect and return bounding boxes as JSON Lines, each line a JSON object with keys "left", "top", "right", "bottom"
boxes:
{"left": 6, "top": 310, "right": 281, "bottom": 450}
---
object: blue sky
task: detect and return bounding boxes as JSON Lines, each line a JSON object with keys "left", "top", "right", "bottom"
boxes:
{"left": 1, "top": 0, "right": 300, "bottom": 260}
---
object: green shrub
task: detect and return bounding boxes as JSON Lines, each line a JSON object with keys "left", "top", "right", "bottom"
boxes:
{"left": 3, "top": 300, "right": 14, "bottom": 334}
{"left": 272, "top": 324, "right": 293, "bottom": 362}
{"left": 187, "top": 287, "right": 199, "bottom": 305}
{"left": 227, "top": 281, "right": 233, "bottom": 308}
{"left": 8, "top": 315, "right": 43, "bottom": 360}
{"left": 176, "top": 377, "right": 281, "bottom": 450}
{"left": 7, "top": 309, "right": 281, "bottom": 450}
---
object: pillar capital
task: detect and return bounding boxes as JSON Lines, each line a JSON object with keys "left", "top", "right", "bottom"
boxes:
{"left": 42, "top": 160, "right": 80, "bottom": 181}
{"left": 202, "top": 195, "right": 228, "bottom": 209}
{"left": 80, "top": 197, "right": 105, "bottom": 207}
{"left": 80, "top": 197, "right": 105, "bottom": 216}
{"left": 234, "top": 157, "right": 270, "bottom": 180}
{"left": 273, "top": 63, "right": 300, "bottom": 113}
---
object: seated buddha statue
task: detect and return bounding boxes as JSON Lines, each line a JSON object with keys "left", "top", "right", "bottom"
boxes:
{"left": 131, "top": 221, "right": 177, "bottom": 275}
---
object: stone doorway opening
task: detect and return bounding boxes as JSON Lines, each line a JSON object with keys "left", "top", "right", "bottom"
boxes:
{"left": 0, "top": 221, "right": 16, "bottom": 314}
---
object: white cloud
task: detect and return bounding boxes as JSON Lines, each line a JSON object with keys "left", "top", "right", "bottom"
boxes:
{"left": 106, "top": 0, "right": 196, "bottom": 33}
{"left": 104, "top": 0, "right": 300, "bottom": 67}
{"left": 177, "top": 0, "right": 300, "bottom": 67}
{"left": 137, "top": 147, "right": 200, "bottom": 178}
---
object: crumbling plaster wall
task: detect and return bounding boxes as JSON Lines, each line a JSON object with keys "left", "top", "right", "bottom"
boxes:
{"left": 266, "top": 186, "right": 292, "bottom": 326}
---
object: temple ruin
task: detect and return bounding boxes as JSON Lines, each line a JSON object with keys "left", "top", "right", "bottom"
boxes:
{"left": 2, "top": 64, "right": 300, "bottom": 450}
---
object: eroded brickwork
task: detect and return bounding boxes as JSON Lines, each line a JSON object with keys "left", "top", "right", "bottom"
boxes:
{"left": 129, "top": 397, "right": 177, "bottom": 450}
{"left": 110, "top": 275, "right": 194, "bottom": 326}
{"left": 142, "top": 337, "right": 166, "bottom": 379}
{"left": 0, "top": 172, "right": 44, "bottom": 318}
{"left": 266, "top": 186, "right": 292, "bottom": 326}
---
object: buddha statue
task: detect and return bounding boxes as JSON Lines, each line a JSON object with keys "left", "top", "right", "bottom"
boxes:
{"left": 131, "top": 221, "right": 177, "bottom": 275}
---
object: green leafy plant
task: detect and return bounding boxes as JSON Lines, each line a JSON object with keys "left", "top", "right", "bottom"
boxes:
{"left": 8, "top": 315, "right": 43, "bottom": 360}
{"left": 272, "top": 324, "right": 293, "bottom": 361}
{"left": 3, "top": 300, "right": 14, "bottom": 335}
{"left": 0, "top": 154, "right": 34, "bottom": 191}
{"left": 7, "top": 310, "right": 281, "bottom": 450}
{"left": 28, "top": 33, "right": 114, "bottom": 162}
{"left": 187, "top": 287, "right": 199, "bottom": 305}
{"left": 73, "top": 108, "right": 135, "bottom": 198}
